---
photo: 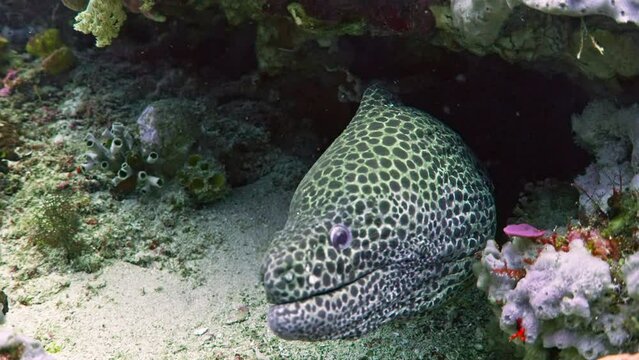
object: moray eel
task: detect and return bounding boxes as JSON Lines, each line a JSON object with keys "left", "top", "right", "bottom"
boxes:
{"left": 261, "top": 84, "right": 496, "bottom": 340}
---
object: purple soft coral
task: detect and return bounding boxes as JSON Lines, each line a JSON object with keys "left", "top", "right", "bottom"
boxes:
{"left": 503, "top": 223, "right": 545, "bottom": 238}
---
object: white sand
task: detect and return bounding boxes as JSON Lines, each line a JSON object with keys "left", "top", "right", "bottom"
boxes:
{"left": 4, "top": 177, "right": 293, "bottom": 359}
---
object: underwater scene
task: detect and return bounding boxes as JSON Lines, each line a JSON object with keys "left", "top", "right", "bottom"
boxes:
{"left": 2, "top": 0, "right": 639, "bottom": 359}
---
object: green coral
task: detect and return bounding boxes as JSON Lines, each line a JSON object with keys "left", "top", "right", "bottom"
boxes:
{"left": 178, "top": 154, "right": 229, "bottom": 204}
{"left": 73, "top": 0, "right": 127, "bottom": 47}
{"left": 25, "top": 28, "right": 64, "bottom": 58}
{"left": 286, "top": 2, "right": 366, "bottom": 37}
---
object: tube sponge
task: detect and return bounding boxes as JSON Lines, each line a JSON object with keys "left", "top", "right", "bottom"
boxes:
{"left": 73, "top": 0, "right": 127, "bottom": 47}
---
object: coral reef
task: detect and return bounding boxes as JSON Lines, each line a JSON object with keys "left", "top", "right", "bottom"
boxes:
{"left": 135, "top": 99, "right": 203, "bottom": 176}
{"left": 478, "top": 99, "right": 639, "bottom": 359}
{"left": 476, "top": 225, "right": 630, "bottom": 359}
{"left": 73, "top": 0, "right": 127, "bottom": 47}
{"left": 571, "top": 100, "right": 639, "bottom": 217}
{"left": 60, "top": 0, "right": 639, "bottom": 82}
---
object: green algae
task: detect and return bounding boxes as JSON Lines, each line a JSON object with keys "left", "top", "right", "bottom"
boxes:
{"left": 19, "top": 191, "right": 83, "bottom": 257}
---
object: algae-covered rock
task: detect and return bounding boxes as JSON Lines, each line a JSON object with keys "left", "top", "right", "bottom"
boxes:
{"left": 136, "top": 99, "right": 203, "bottom": 176}
{"left": 570, "top": 29, "right": 639, "bottom": 79}
{"left": 451, "top": 0, "right": 513, "bottom": 47}
{"left": 41, "top": 46, "right": 76, "bottom": 75}
{"left": 251, "top": 2, "right": 367, "bottom": 74}
{"left": 438, "top": 0, "right": 639, "bottom": 81}
{"left": 201, "top": 100, "right": 274, "bottom": 186}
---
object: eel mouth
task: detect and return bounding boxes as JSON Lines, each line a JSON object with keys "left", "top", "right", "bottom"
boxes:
{"left": 267, "top": 264, "right": 410, "bottom": 341}
{"left": 266, "top": 270, "right": 378, "bottom": 341}
{"left": 267, "top": 267, "right": 377, "bottom": 306}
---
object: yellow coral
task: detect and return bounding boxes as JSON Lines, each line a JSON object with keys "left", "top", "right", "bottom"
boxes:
{"left": 73, "top": 0, "right": 126, "bottom": 47}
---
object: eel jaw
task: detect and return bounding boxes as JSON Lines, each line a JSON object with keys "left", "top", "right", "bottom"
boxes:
{"left": 266, "top": 267, "right": 399, "bottom": 341}
{"left": 265, "top": 256, "right": 474, "bottom": 341}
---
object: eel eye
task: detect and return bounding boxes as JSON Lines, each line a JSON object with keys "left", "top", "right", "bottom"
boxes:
{"left": 330, "top": 224, "right": 352, "bottom": 251}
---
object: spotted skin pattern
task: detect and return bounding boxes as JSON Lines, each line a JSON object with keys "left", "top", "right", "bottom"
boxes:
{"left": 261, "top": 84, "right": 496, "bottom": 340}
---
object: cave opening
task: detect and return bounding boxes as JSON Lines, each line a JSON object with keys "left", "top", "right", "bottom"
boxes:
{"left": 111, "top": 13, "right": 595, "bottom": 234}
